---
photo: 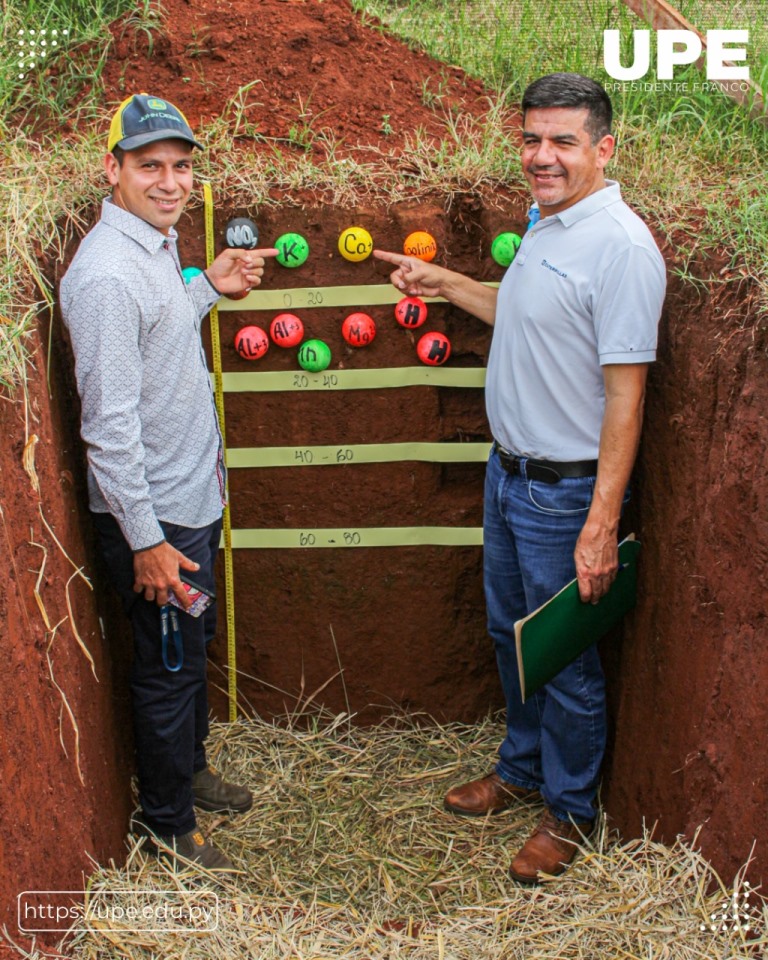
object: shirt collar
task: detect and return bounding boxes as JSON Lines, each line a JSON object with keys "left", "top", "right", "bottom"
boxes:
{"left": 100, "top": 197, "right": 177, "bottom": 253}
{"left": 551, "top": 180, "right": 622, "bottom": 228}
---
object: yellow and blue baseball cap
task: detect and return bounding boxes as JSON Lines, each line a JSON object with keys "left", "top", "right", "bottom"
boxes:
{"left": 108, "top": 93, "right": 204, "bottom": 152}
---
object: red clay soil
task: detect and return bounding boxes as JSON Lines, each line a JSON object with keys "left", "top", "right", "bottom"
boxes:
{"left": 99, "top": 0, "right": 494, "bottom": 159}
{"left": 2, "top": 0, "right": 768, "bottom": 950}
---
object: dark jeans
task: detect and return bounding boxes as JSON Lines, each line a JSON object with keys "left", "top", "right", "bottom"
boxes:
{"left": 92, "top": 511, "right": 222, "bottom": 836}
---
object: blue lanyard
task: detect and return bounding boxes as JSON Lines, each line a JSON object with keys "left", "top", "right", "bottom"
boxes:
{"left": 160, "top": 605, "right": 183, "bottom": 672}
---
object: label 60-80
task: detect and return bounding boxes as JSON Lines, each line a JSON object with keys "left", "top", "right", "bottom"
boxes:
{"left": 603, "top": 29, "right": 749, "bottom": 81}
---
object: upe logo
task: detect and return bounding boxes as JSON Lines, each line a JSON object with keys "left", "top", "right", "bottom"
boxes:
{"left": 603, "top": 30, "right": 749, "bottom": 81}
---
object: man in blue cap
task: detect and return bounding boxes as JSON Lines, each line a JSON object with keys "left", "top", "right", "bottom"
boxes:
{"left": 61, "top": 94, "right": 277, "bottom": 876}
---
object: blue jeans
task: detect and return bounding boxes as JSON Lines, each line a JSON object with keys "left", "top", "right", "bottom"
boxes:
{"left": 483, "top": 448, "right": 608, "bottom": 824}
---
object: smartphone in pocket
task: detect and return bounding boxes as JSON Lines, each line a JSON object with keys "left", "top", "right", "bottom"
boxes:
{"left": 166, "top": 572, "right": 216, "bottom": 618}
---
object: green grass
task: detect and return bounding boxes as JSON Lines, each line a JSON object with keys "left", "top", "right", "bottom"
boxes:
{"left": 352, "top": 0, "right": 768, "bottom": 295}
{"left": 0, "top": 0, "right": 163, "bottom": 129}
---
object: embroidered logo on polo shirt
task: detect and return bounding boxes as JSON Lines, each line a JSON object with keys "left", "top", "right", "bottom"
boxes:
{"left": 541, "top": 259, "right": 568, "bottom": 278}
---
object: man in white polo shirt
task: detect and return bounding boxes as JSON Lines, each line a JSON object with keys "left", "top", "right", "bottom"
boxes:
{"left": 375, "top": 73, "right": 665, "bottom": 884}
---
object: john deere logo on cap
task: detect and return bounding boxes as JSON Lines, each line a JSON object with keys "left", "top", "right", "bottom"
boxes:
{"left": 147, "top": 98, "right": 166, "bottom": 110}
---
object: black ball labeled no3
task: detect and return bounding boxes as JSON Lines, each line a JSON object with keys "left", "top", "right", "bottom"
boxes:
{"left": 225, "top": 217, "right": 259, "bottom": 249}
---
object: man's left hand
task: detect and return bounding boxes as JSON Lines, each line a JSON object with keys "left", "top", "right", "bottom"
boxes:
{"left": 574, "top": 524, "right": 618, "bottom": 604}
{"left": 205, "top": 247, "right": 279, "bottom": 296}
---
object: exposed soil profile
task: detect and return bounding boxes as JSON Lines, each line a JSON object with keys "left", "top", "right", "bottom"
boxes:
{"left": 2, "top": 0, "right": 767, "bottom": 948}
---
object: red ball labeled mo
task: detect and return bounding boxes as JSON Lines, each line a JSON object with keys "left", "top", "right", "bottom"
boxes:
{"left": 342, "top": 312, "right": 376, "bottom": 347}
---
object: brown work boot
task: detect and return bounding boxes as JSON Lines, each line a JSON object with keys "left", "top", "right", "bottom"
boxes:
{"left": 130, "top": 811, "right": 241, "bottom": 877}
{"left": 192, "top": 765, "right": 253, "bottom": 814}
{"left": 508, "top": 808, "right": 593, "bottom": 885}
{"left": 444, "top": 772, "right": 539, "bottom": 817}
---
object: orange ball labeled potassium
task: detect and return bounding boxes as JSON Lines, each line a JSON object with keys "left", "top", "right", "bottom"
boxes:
{"left": 234, "top": 325, "right": 269, "bottom": 360}
{"left": 403, "top": 231, "right": 437, "bottom": 262}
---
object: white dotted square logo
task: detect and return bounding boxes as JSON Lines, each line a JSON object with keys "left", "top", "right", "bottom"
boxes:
{"left": 16, "top": 28, "right": 69, "bottom": 79}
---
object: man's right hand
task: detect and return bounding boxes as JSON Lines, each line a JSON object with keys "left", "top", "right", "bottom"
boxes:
{"left": 133, "top": 541, "right": 199, "bottom": 609}
{"left": 373, "top": 249, "right": 498, "bottom": 327}
{"left": 373, "top": 250, "right": 448, "bottom": 298}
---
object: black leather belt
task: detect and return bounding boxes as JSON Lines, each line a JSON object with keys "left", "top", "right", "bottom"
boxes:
{"left": 494, "top": 443, "right": 598, "bottom": 484}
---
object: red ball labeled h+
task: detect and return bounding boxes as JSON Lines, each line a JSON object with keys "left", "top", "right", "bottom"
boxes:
{"left": 416, "top": 331, "right": 451, "bottom": 366}
{"left": 395, "top": 296, "right": 428, "bottom": 329}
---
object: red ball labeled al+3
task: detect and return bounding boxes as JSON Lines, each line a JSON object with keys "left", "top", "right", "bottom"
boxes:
{"left": 234, "top": 325, "right": 269, "bottom": 360}
{"left": 342, "top": 312, "right": 376, "bottom": 347}
{"left": 417, "top": 331, "right": 451, "bottom": 366}
{"left": 270, "top": 313, "right": 304, "bottom": 348}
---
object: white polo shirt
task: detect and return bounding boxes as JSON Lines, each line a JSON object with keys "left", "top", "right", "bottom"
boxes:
{"left": 486, "top": 181, "right": 666, "bottom": 462}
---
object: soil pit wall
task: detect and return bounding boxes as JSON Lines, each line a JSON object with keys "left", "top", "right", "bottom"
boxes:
{"left": 176, "top": 195, "right": 524, "bottom": 723}
{"left": 3, "top": 186, "right": 765, "bottom": 948}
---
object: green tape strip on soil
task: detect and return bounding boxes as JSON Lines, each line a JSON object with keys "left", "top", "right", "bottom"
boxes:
{"left": 227, "top": 441, "right": 492, "bottom": 468}
{"left": 217, "top": 282, "right": 498, "bottom": 311}
{"left": 227, "top": 527, "right": 484, "bottom": 549}
{"left": 220, "top": 366, "right": 486, "bottom": 392}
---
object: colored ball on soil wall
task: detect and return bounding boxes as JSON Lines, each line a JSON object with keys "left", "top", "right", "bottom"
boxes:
{"left": 234, "top": 325, "right": 269, "bottom": 360}
{"left": 275, "top": 232, "right": 310, "bottom": 268}
{"left": 270, "top": 313, "right": 305, "bottom": 348}
{"left": 181, "top": 266, "right": 202, "bottom": 284}
{"left": 298, "top": 339, "right": 331, "bottom": 372}
{"left": 338, "top": 226, "right": 373, "bottom": 262}
{"left": 404, "top": 230, "right": 437, "bottom": 262}
{"left": 225, "top": 217, "right": 259, "bottom": 249}
{"left": 342, "top": 312, "right": 376, "bottom": 347}
{"left": 416, "top": 331, "right": 451, "bottom": 366}
{"left": 395, "top": 296, "right": 428, "bottom": 329}
{"left": 225, "top": 287, "right": 251, "bottom": 301}
{"left": 491, "top": 232, "right": 522, "bottom": 267}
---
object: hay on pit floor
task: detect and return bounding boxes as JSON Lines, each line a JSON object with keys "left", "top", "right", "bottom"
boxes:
{"left": 17, "top": 712, "right": 767, "bottom": 959}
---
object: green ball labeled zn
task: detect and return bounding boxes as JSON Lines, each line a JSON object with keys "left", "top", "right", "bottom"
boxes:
{"left": 298, "top": 339, "right": 331, "bottom": 373}
{"left": 491, "top": 232, "right": 522, "bottom": 268}
{"left": 275, "top": 232, "right": 310, "bottom": 268}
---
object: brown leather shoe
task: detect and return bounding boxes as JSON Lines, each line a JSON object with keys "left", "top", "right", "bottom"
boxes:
{"left": 444, "top": 772, "right": 539, "bottom": 817}
{"left": 509, "top": 808, "right": 593, "bottom": 884}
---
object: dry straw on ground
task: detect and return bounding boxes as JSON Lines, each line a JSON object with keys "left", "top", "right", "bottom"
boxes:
{"left": 21, "top": 712, "right": 768, "bottom": 959}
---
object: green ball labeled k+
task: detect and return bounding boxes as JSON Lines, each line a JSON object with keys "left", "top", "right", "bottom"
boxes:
{"left": 275, "top": 232, "right": 310, "bottom": 268}
{"left": 298, "top": 339, "right": 331, "bottom": 373}
{"left": 491, "top": 232, "right": 522, "bottom": 268}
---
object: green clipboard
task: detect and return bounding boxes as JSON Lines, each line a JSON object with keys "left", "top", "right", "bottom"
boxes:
{"left": 514, "top": 535, "right": 640, "bottom": 702}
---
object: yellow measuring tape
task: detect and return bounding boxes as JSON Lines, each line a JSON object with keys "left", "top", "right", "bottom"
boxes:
{"left": 202, "top": 182, "right": 238, "bottom": 722}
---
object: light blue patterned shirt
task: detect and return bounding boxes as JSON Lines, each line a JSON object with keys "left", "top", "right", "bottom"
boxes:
{"left": 61, "top": 198, "right": 226, "bottom": 551}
